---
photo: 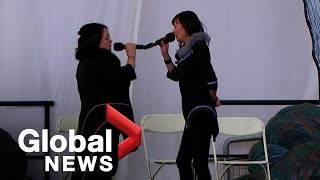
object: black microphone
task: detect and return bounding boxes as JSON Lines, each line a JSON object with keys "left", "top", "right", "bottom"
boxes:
{"left": 113, "top": 32, "right": 175, "bottom": 51}
{"left": 144, "top": 32, "right": 175, "bottom": 49}
{"left": 114, "top": 43, "right": 145, "bottom": 51}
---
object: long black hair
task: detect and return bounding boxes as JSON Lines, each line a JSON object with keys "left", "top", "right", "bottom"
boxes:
{"left": 75, "top": 23, "right": 107, "bottom": 60}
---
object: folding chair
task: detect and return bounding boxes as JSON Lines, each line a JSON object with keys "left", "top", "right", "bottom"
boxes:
{"left": 212, "top": 117, "right": 271, "bottom": 180}
{"left": 140, "top": 114, "right": 186, "bottom": 180}
{"left": 56, "top": 115, "right": 79, "bottom": 180}
{"left": 56, "top": 115, "right": 117, "bottom": 180}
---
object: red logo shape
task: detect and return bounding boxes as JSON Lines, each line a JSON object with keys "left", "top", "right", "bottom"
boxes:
{"left": 105, "top": 104, "right": 141, "bottom": 160}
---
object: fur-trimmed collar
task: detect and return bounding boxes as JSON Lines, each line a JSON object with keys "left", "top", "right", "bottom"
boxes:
{"left": 175, "top": 32, "right": 210, "bottom": 61}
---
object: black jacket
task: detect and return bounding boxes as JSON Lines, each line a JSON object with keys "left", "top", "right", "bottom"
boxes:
{"left": 76, "top": 49, "right": 136, "bottom": 126}
{"left": 167, "top": 40, "right": 218, "bottom": 119}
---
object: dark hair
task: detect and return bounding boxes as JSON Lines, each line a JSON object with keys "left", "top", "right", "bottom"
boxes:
{"left": 172, "top": 11, "right": 205, "bottom": 36}
{"left": 75, "top": 23, "right": 107, "bottom": 60}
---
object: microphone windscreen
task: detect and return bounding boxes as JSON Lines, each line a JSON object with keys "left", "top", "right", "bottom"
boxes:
{"left": 114, "top": 43, "right": 125, "bottom": 51}
{"left": 165, "top": 33, "right": 175, "bottom": 42}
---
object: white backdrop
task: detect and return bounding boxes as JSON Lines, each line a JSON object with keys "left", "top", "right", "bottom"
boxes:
{"left": 0, "top": 0, "right": 318, "bottom": 180}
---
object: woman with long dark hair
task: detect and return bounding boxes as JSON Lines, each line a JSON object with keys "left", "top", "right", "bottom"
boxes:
{"left": 73, "top": 23, "right": 137, "bottom": 180}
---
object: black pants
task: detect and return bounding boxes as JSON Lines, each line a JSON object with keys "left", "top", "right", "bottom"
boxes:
{"left": 177, "top": 108, "right": 219, "bottom": 180}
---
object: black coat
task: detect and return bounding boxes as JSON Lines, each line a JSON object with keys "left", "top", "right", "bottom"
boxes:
{"left": 167, "top": 40, "right": 218, "bottom": 119}
{"left": 76, "top": 49, "right": 136, "bottom": 131}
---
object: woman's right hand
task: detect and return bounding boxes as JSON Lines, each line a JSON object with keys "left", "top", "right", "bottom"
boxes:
{"left": 126, "top": 43, "right": 136, "bottom": 59}
{"left": 126, "top": 43, "right": 136, "bottom": 69}
{"left": 160, "top": 41, "right": 170, "bottom": 60}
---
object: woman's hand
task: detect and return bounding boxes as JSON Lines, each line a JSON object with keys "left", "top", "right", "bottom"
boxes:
{"left": 209, "top": 90, "right": 220, "bottom": 107}
{"left": 126, "top": 43, "right": 136, "bottom": 69}
{"left": 126, "top": 43, "right": 136, "bottom": 58}
{"left": 215, "top": 97, "right": 221, "bottom": 107}
{"left": 160, "top": 41, "right": 170, "bottom": 60}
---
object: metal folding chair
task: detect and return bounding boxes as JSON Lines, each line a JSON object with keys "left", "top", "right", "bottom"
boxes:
{"left": 212, "top": 117, "right": 271, "bottom": 180}
{"left": 140, "top": 114, "right": 186, "bottom": 180}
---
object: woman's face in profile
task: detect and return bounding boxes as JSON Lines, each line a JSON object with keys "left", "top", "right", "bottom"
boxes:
{"left": 99, "top": 28, "right": 112, "bottom": 51}
{"left": 173, "top": 19, "right": 188, "bottom": 43}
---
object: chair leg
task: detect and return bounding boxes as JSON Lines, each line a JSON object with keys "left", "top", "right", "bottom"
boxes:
{"left": 191, "top": 162, "right": 196, "bottom": 180}
{"left": 58, "top": 152, "right": 64, "bottom": 180}
{"left": 146, "top": 161, "right": 152, "bottom": 180}
{"left": 266, "top": 164, "right": 271, "bottom": 180}
{"left": 214, "top": 164, "right": 219, "bottom": 180}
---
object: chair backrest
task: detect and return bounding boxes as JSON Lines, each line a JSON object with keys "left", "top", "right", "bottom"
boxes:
{"left": 140, "top": 114, "right": 185, "bottom": 133}
{"left": 56, "top": 115, "right": 79, "bottom": 180}
{"left": 56, "top": 115, "right": 79, "bottom": 134}
{"left": 218, "top": 117, "right": 264, "bottom": 136}
{"left": 213, "top": 117, "right": 270, "bottom": 180}
{"left": 140, "top": 114, "right": 186, "bottom": 180}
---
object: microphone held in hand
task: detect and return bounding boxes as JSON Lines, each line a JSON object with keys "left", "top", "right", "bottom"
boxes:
{"left": 114, "top": 43, "right": 145, "bottom": 51}
{"left": 144, "top": 32, "right": 175, "bottom": 49}
{"left": 113, "top": 32, "right": 175, "bottom": 51}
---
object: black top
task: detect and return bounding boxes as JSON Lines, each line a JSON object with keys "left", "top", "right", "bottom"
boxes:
{"left": 167, "top": 40, "right": 218, "bottom": 118}
{"left": 76, "top": 49, "right": 136, "bottom": 124}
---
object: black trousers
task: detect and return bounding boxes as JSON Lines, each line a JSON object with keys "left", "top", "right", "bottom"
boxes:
{"left": 177, "top": 108, "right": 219, "bottom": 180}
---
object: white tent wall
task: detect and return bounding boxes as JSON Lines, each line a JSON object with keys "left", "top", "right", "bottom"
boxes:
{"left": 0, "top": 0, "right": 318, "bottom": 180}
{"left": 0, "top": 1, "right": 51, "bottom": 178}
